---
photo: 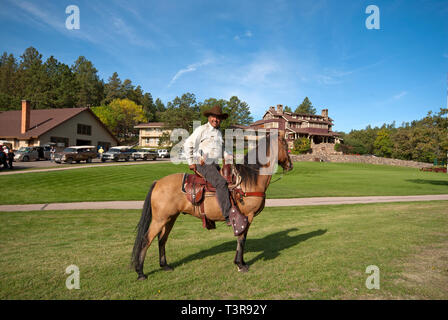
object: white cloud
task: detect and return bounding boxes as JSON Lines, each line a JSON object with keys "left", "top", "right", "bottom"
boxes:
{"left": 168, "top": 58, "right": 214, "bottom": 87}
{"left": 7, "top": 0, "right": 98, "bottom": 43}
{"left": 240, "top": 59, "right": 279, "bottom": 86}
{"left": 234, "top": 30, "right": 253, "bottom": 41}
{"left": 315, "top": 74, "right": 342, "bottom": 85}
{"left": 314, "top": 59, "right": 385, "bottom": 86}
{"left": 12, "top": 0, "right": 62, "bottom": 30}
{"left": 111, "top": 17, "right": 155, "bottom": 48}
{"left": 201, "top": 50, "right": 303, "bottom": 115}
{"left": 393, "top": 91, "right": 408, "bottom": 100}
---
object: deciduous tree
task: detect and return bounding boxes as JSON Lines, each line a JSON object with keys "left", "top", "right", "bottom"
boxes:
{"left": 92, "top": 98, "right": 147, "bottom": 143}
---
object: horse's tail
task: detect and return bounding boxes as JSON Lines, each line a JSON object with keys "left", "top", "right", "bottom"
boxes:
{"left": 131, "top": 181, "right": 157, "bottom": 270}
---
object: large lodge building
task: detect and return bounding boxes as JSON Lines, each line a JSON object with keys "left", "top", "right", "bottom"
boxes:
{"left": 134, "top": 104, "right": 342, "bottom": 154}
{"left": 248, "top": 104, "right": 342, "bottom": 149}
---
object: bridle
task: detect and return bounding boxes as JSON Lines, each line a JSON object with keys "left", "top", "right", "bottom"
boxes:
{"left": 232, "top": 139, "right": 293, "bottom": 186}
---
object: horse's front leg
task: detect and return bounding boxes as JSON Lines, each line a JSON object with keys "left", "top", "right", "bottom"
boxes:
{"left": 234, "top": 226, "right": 250, "bottom": 272}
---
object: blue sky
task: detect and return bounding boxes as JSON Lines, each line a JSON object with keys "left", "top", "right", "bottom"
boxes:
{"left": 1, "top": 0, "right": 447, "bottom": 132}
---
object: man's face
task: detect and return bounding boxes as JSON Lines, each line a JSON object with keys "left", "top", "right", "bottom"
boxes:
{"left": 208, "top": 115, "right": 222, "bottom": 128}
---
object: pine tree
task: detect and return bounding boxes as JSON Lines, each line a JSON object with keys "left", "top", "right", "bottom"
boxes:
{"left": 0, "top": 52, "right": 19, "bottom": 109}
{"left": 18, "top": 47, "right": 49, "bottom": 109}
{"left": 71, "top": 56, "right": 103, "bottom": 108}
{"left": 44, "top": 56, "right": 76, "bottom": 108}
{"left": 103, "top": 72, "right": 123, "bottom": 104}
{"left": 153, "top": 98, "right": 166, "bottom": 121}
{"left": 295, "top": 97, "right": 316, "bottom": 115}
{"left": 225, "top": 96, "right": 253, "bottom": 128}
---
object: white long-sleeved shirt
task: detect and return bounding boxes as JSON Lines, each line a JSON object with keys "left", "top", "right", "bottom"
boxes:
{"left": 183, "top": 122, "right": 232, "bottom": 165}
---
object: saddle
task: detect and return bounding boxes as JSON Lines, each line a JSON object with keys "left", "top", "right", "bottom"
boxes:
{"left": 181, "top": 164, "right": 249, "bottom": 236}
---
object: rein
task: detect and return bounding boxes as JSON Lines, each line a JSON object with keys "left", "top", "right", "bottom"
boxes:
{"left": 234, "top": 163, "right": 291, "bottom": 185}
{"left": 231, "top": 163, "right": 291, "bottom": 199}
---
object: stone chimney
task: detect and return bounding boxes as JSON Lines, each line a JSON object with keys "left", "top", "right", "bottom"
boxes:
{"left": 21, "top": 100, "right": 31, "bottom": 134}
{"left": 277, "top": 104, "right": 283, "bottom": 114}
{"left": 321, "top": 109, "right": 328, "bottom": 118}
{"left": 269, "top": 106, "right": 275, "bottom": 112}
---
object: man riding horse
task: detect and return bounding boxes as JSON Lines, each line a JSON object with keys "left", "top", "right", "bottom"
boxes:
{"left": 183, "top": 105, "right": 238, "bottom": 227}
{"left": 131, "top": 114, "right": 293, "bottom": 279}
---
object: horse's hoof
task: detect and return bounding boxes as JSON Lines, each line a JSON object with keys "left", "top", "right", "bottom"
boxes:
{"left": 237, "top": 265, "right": 249, "bottom": 273}
{"left": 137, "top": 275, "right": 147, "bottom": 281}
{"left": 161, "top": 265, "right": 174, "bottom": 271}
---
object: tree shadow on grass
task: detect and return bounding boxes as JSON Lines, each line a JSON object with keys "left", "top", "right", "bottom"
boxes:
{"left": 406, "top": 179, "right": 448, "bottom": 186}
{"left": 169, "top": 228, "right": 327, "bottom": 270}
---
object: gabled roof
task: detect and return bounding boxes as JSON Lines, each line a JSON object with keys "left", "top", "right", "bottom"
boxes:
{"left": 248, "top": 118, "right": 282, "bottom": 127}
{"left": 0, "top": 107, "right": 118, "bottom": 143}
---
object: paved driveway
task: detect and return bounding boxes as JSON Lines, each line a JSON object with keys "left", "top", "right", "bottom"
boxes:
{"left": 1, "top": 195, "right": 447, "bottom": 212}
{"left": 0, "top": 157, "right": 171, "bottom": 175}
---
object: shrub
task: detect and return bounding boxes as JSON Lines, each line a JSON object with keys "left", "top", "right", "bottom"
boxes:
{"left": 334, "top": 143, "right": 342, "bottom": 152}
{"left": 293, "top": 138, "right": 311, "bottom": 154}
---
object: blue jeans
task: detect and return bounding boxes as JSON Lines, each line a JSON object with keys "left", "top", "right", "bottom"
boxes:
{"left": 196, "top": 163, "right": 231, "bottom": 218}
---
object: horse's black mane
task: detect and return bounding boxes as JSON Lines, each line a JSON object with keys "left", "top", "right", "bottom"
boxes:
{"left": 234, "top": 135, "right": 271, "bottom": 185}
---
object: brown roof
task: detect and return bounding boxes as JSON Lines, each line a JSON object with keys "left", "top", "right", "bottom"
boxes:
{"left": 228, "top": 124, "right": 249, "bottom": 129}
{"left": 248, "top": 118, "right": 282, "bottom": 127}
{"left": 266, "top": 110, "right": 334, "bottom": 123}
{"left": 287, "top": 127, "right": 339, "bottom": 137}
{"left": 282, "top": 114, "right": 332, "bottom": 124}
{"left": 250, "top": 119, "right": 268, "bottom": 126}
{"left": 134, "top": 122, "right": 165, "bottom": 128}
{"left": 0, "top": 108, "right": 118, "bottom": 143}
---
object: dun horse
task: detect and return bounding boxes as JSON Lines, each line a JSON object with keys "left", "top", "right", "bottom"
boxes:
{"left": 131, "top": 131, "right": 293, "bottom": 280}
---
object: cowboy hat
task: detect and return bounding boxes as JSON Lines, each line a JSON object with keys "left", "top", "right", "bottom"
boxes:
{"left": 203, "top": 105, "right": 229, "bottom": 119}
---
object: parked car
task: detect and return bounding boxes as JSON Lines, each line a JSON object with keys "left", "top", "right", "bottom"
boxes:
{"left": 158, "top": 149, "right": 170, "bottom": 158}
{"left": 101, "top": 146, "right": 137, "bottom": 162}
{"left": 132, "top": 148, "right": 158, "bottom": 161}
{"left": 14, "top": 146, "right": 48, "bottom": 162}
{"left": 54, "top": 146, "right": 97, "bottom": 164}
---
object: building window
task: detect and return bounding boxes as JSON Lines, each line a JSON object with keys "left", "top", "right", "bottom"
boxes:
{"left": 50, "top": 136, "right": 69, "bottom": 148}
{"left": 77, "top": 124, "right": 92, "bottom": 136}
{"left": 76, "top": 139, "right": 92, "bottom": 146}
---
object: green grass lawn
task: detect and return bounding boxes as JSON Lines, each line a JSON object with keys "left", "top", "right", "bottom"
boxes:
{"left": 0, "top": 201, "right": 447, "bottom": 299}
{"left": 0, "top": 162, "right": 447, "bottom": 205}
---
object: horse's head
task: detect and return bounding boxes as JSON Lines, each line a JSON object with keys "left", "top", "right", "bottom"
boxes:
{"left": 277, "top": 131, "right": 293, "bottom": 172}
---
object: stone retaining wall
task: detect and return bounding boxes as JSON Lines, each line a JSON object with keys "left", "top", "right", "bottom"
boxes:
{"left": 290, "top": 154, "right": 433, "bottom": 169}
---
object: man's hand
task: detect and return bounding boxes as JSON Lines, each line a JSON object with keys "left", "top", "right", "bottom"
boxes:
{"left": 189, "top": 158, "right": 205, "bottom": 171}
